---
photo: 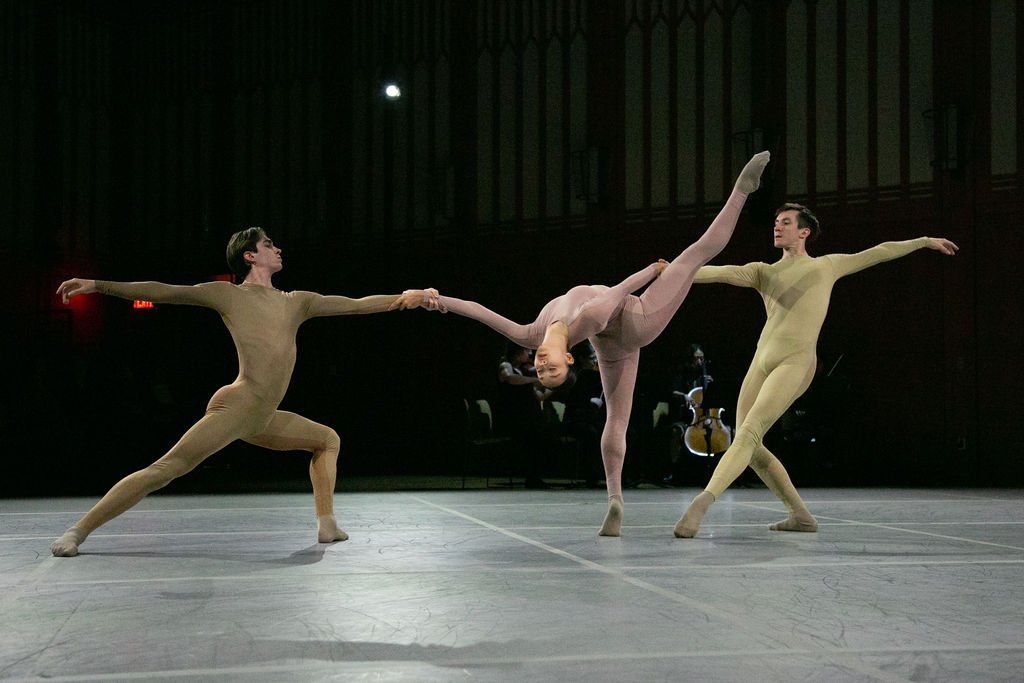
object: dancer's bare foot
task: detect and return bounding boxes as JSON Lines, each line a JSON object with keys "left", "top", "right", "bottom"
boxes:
{"left": 674, "top": 491, "right": 715, "bottom": 538}
{"left": 598, "top": 495, "right": 624, "bottom": 537}
{"left": 51, "top": 527, "right": 87, "bottom": 557}
{"left": 317, "top": 515, "right": 349, "bottom": 543}
{"left": 769, "top": 513, "right": 818, "bottom": 532}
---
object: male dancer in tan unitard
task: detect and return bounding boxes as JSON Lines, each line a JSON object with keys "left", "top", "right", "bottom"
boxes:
{"left": 674, "top": 204, "right": 959, "bottom": 538}
{"left": 51, "top": 228, "right": 407, "bottom": 556}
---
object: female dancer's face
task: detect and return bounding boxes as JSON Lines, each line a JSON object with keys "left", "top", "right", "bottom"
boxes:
{"left": 535, "top": 346, "right": 574, "bottom": 388}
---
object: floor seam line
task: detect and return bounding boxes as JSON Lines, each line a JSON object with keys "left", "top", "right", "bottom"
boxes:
{"left": 407, "top": 494, "right": 910, "bottom": 683}
{"left": 733, "top": 501, "right": 1024, "bottom": 552}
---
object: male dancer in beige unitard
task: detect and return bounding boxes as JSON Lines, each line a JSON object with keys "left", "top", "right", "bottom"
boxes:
{"left": 51, "top": 227, "right": 409, "bottom": 556}
{"left": 674, "top": 203, "right": 959, "bottom": 538}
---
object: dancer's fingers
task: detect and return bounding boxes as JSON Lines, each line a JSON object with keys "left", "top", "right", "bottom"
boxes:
{"left": 390, "top": 291, "right": 416, "bottom": 311}
{"left": 57, "top": 280, "right": 79, "bottom": 303}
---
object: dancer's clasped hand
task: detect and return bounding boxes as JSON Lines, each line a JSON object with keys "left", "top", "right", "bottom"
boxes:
{"left": 389, "top": 288, "right": 442, "bottom": 311}
{"left": 654, "top": 259, "right": 669, "bottom": 275}
{"left": 925, "top": 238, "right": 959, "bottom": 256}
{"left": 56, "top": 278, "right": 97, "bottom": 304}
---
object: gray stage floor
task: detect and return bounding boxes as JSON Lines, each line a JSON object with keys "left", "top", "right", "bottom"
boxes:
{"left": 2, "top": 488, "right": 1023, "bottom": 681}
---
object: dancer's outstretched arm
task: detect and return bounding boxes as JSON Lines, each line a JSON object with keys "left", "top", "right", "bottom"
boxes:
{"left": 827, "top": 237, "right": 958, "bottom": 278}
{"left": 57, "top": 278, "right": 233, "bottom": 309}
{"left": 392, "top": 289, "right": 543, "bottom": 348}
{"left": 300, "top": 291, "right": 402, "bottom": 318}
{"left": 607, "top": 262, "right": 664, "bottom": 299}
{"left": 693, "top": 263, "right": 764, "bottom": 288}
{"left": 569, "top": 262, "right": 664, "bottom": 341}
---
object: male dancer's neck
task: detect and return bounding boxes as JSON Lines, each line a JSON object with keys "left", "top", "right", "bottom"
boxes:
{"left": 243, "top": 269, "right": 275, "bottom": 288}
{"left": 781, "top": 243, "right": 809, "bottom": 259}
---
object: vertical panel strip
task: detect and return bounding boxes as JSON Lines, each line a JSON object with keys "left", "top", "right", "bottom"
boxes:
{"left": 868, "top": 0, "right": 878, "bottom": 194}
{"left": 836, "top": 0, "right": 847, "bottom": 199}
{"left": 538, "top": 0, "right": 548, "bottom": 222}
{"left": 806, "top": 0, "right": 817, "bottom": 198}
{"left": 642, "top": 0, "right": 652, "bottom": 211}
{"left": 667, "top": 0, "right": 678, "bottom": 214}
{"left": 695, "top": 0, "right": 705, "bottom": 209}
{"left": 899, "top": 0, "right": 910, "bottom": 191}
{"left": 722, "top": 0, "right": 733, "bottom": 197}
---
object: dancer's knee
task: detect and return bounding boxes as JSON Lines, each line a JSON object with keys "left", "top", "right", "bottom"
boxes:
{"left": 324, "top": 428, "right": 340, "bottom": 456}
{"left": 717, "top": 424, "right": 761, "bottom": 472}
{"left": 138, "top": 458, "right": 192, "bottom": 491}
{"left": 733, "top": 422, "right": 766, "bottom": 451}
{"left": 311, "top": 428, "right": 340, "bottom": 465}
{"left": 750, "top": 446, "right": 772, "bottom": 470}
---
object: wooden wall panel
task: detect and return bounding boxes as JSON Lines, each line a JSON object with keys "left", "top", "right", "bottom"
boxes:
{"left": 0, "top": 2, "right": 35, "bottom": 253}
{"left": 476, "top": 0, "right": 584, "bottom": 230}
{"left": 907, "top": 0, "right": 933, "bottom": 185}
{"left": 4, "top": 0, "right": 1022, "bottom": 486}
{"left": 991, "top": 0, "right": 1018, "bottom": 176}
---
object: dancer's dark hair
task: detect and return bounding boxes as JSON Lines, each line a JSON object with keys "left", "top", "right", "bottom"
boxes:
{"left": 776, "top": 203, "right": 821, "bottom": 243}
{"left": 226, "top": 227, "right": 266, "bottom": 281}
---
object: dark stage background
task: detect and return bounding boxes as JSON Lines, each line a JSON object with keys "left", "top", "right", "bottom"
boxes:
{"left": 2, "top": 0, "right": 1021, "bottom": 495}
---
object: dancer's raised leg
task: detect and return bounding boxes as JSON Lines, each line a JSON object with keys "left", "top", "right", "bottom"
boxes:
{"left": 596, "top": 354, "right": 639, "bottom": 536}
{"left": 629, "top": 152, "right": 769, "bottom": 348}
{"left": 51, "top": 411, "right": 244, "bottom": 556}
{"left": 245, "top": 411, "right": 346, "bottom": 542}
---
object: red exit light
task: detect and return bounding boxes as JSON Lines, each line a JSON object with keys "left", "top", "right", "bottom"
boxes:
{"left": 133, "top": 300, "right": 155, "bottom": 309}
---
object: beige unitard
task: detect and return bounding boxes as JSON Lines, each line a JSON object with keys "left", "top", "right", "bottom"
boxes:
{"left": 695, "top": 238, "right": 931, "bottom": 501}
{"left": 53, "top": 280, "right": 398, "bottom": 554}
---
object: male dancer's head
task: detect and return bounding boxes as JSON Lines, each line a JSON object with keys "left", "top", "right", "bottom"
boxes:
{"left": 773, "top": 203, "right": 820, "bottom": 256}
{"left": 226, "top": 227, "right": 283, "bottom": 283}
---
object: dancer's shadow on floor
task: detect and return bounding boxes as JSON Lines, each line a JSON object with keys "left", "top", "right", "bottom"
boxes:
{"left": 82, "top": 543, "right": 332, "bottom": 566}
{"left": 213, "top": 638, "right": 564, "bottom": 670}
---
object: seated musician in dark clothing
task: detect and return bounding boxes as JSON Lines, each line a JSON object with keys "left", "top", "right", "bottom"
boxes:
{"left": 556, "top": 341, "right": 605, "bottom": 486}
{"left": 496, "top": 343, "right": 550, "bottom": 488}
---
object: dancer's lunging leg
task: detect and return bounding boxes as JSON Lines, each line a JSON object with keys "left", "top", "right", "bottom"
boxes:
{"left": 245, "top": 410, "right": 346, "bottom": 542}
{"left": 675, "top": 351, "right": 815, "bottom": 537}
{"left": 50, "top": 409, "right": 250, "bottom": 557}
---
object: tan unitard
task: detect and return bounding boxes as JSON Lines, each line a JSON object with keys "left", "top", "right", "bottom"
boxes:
{"left": 71, "top": 280, "right": 398, "bottom": 536}
{"left": 695, "top": 237, "right": 931, "bottom": 497}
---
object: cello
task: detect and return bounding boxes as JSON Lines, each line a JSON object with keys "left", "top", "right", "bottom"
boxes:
{"left": 683, "top": 358, "right": 732, "bottom": 457}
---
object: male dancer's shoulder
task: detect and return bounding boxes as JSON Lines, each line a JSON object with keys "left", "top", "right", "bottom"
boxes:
{"left": 287, "top": 289, "right": 320, "bottom": 310}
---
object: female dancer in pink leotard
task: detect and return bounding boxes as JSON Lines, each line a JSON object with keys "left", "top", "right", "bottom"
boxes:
{"left": 393, "top": 153, "right": 771, "bottom": 536}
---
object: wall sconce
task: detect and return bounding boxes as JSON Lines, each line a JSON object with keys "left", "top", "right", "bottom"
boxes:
{"left": 923, "top": 104, "right": 959, "bottom": 171}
